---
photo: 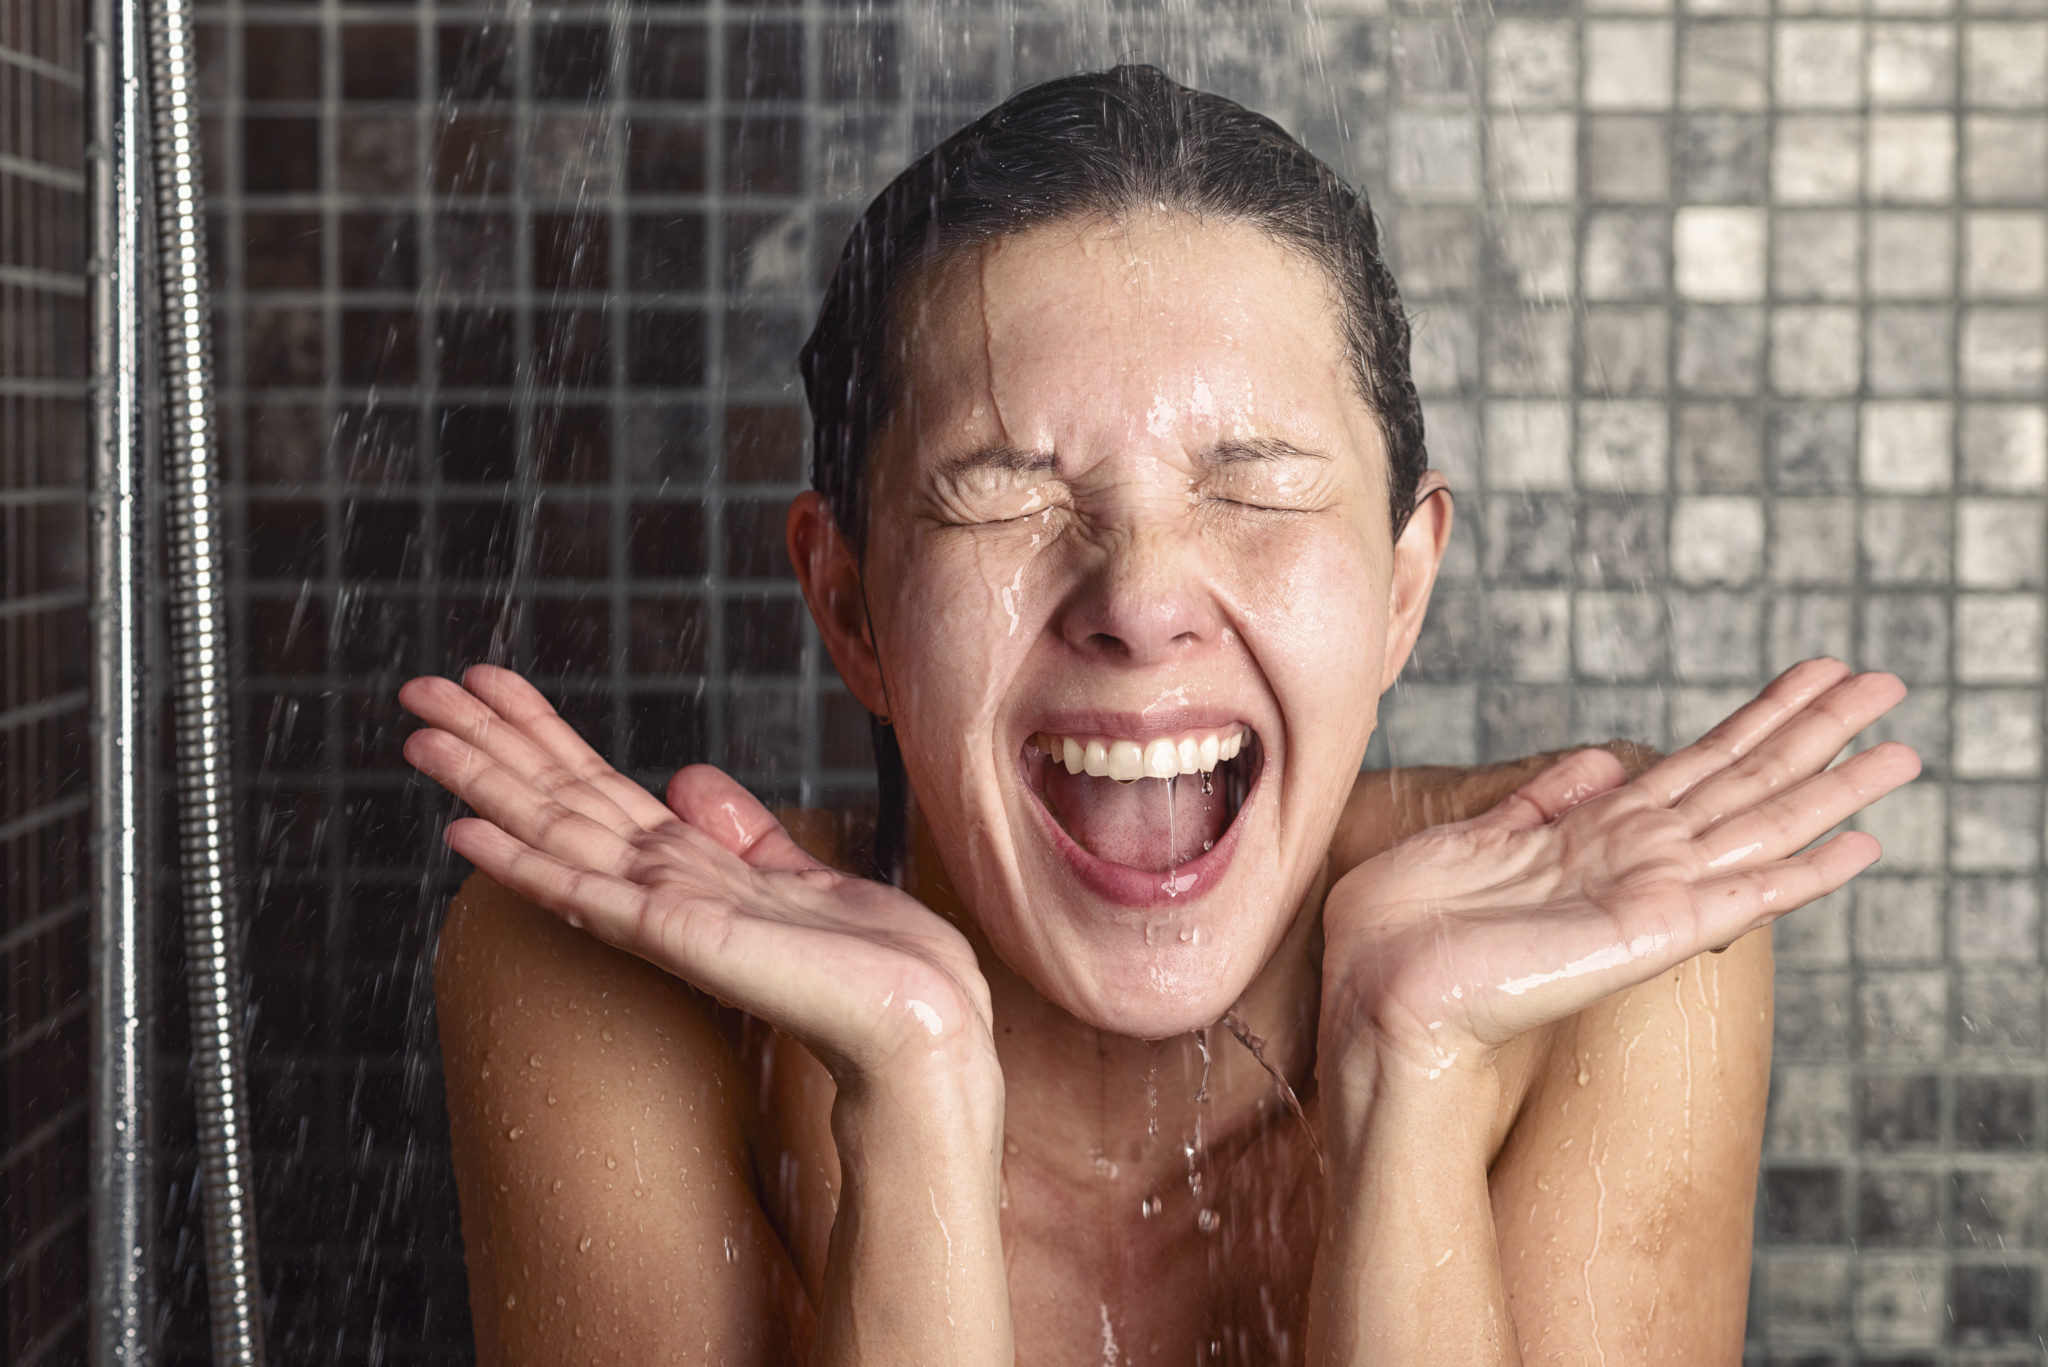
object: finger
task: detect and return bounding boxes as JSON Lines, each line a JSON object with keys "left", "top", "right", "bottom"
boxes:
{"left": 1634, "top": 657, "right": 1854, "bottom": 805}
{"left": 408, "top": 669, "right": 676, "bottom": 831}
{"left": 461, "top": 666, "right": 683, "bottom": 827}
{"left": 668, "top": 764, "right": 823, "bottom": 873}
{"left": 1674, "top": 672, "right": 1907, "bottom": 832}
{"left": 1694, "top": 740, "right": 1922, "bottom": 870}
{"left": 1468, "top": 746, "right": 1629, "bottom": 830}
{"left": 401, "top": 675, "right": 650, "bottom": 832}
{"left": 447, "top": 816, "right": 655, "bottom": 938}
{"left": 1689, "top": 829, "right": 1882, "bottom": 947}
{"left": 407, "top": 727, "right": 645, "bottom": 875}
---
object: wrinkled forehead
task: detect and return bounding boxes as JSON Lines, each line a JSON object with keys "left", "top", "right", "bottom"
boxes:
{"left": 879, "top": 212, "right": 1371, "bottom": 469}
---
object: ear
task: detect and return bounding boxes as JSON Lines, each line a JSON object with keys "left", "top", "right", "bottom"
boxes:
{"left": 1377, "top": 474, "right": 1453, "bottom": 694}
{"left": 788, "top": 491, "right": 890, "bottom": 716}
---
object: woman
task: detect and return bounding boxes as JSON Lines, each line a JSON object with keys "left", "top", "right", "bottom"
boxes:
{"left": 401, "top": 67, "right": 1918, "bottom": 1364}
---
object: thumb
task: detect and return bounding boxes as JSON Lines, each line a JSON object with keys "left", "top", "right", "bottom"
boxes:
{"left": 1469, "top": 747, "right": 1629, "bottom": 831}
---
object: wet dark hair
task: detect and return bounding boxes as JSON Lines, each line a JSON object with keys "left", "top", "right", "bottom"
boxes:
{"left": 798, "top": 62, "right": 1426, "bottom": 882}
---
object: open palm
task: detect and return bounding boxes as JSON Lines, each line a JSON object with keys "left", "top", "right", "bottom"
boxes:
{"left": 400, "top": 666, "right": 994, "bottom": 1081}
{"left": 1322, "top": 660, "right": 1920, "bottom": 1073}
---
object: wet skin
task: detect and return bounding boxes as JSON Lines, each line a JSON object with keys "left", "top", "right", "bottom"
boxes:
{"left": 402, "top": 214, "right": 1922, "bottom": 1364}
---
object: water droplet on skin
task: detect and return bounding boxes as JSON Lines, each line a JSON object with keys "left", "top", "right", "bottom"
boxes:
{"left": 723, "top": 1236, "right": 737, "bottom": 1264}
{"left": 1141, "top": 1195, "right": 1161, "bottom": 1219}
{"left": 552, "top": 1179, "right": 563, "bottom": 1193}
{"left": 606, "top": 1154, "right": 618, "bottom": 1170}
{"left": 1004, "top": 1137, "right": 1020, "bottom": 1156}
{"left": 601, "top": 1026, "right": 615, "bottom": 1043}
{"left": 507, "top": 1126, "right": 524, "bottom": 1140}
{"left": 529, "top": 1053, "right": 543, "bottom": 1068}
{"left": 479, "top": 1066, "right": 490, "bottom": 1080}
{"left": 1202, "top": 839, "right": 1213, "bottom": 852}
{"left": 547, "top": 1091, "right": 558, "bottom": 1106}
{"left": 1198, "top": 1208, "right": 1219, "bottom": 1234}
{"left": 504, "top": 1293, "right": 517, "bottom": 1309}
{"left": 1577, "top": 1063, "right": 1592, "bottom": 1087}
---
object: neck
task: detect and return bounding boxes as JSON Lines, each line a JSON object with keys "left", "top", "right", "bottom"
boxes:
{"left": 901, "top": 806, "right": 1330, "bottom": 1196}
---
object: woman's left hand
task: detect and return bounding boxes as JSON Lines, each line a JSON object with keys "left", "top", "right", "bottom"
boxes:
{"left": 1318, "top": 658, "right": 1919, "bottom": 1099}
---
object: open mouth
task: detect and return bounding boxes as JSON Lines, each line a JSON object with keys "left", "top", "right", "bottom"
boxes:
{"left": 1019, "top": 725, "right": 1263, "bottom": 880}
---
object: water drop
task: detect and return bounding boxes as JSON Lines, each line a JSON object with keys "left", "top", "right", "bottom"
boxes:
{"left": 601, "top": 1026, "right": 615, "bottom": 1043}
{"left": 1202, "top": 839, "right": 1213, "bottom": 852}
{"left": 528, "top": 1052, "right": 543, "bottom": 1068}
{"left": 507, "top": 1126, "right": 525, "bottom": 1140}
{"left": 1004, "top": 1137, "right": 1020, "bottom": 1156}
{"left": 1198, "top": 1208, "right": 1218, "bottom": 1234}
{"left": 552, "top": 1179, "right": 563, "bottom": 1193}
{"left": 1141, "top": 1195, "right": 1161, "bottom": 1219}
{"left": 504, "top": 1293, "right": 517, "bottom": 1309}
{"left": 579, "top": 1235, "right": 592, "bottom": 1252}
{"left": 1200, "top": 770, "right": 1213, "bottom": 797}
{"left": 723, "top": 1236, "right": 737, "bottom": 1264}
{"left": 606, "top": 1153, "right": 618, "bottom": 1170}
{"left": 547, "top": 1090, "right": 558, "bottom": 1106}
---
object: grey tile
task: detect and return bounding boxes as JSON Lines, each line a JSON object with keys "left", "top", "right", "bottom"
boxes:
{"left": 1577, "top": 399, "right": 1669, "bottom": 490}
{"left": 1775, "top": 20, "right": 1866, "bottom": 109}
{"left": 1962, "top": 306, "right": 2048, "bottom": 393}
{"left": 1752, "top": 1250, "right": 1851, "bottom": 1339}
{"left": 1772, "top": 405, "right": 1860, "bottom": 492}
{"left": 1390, "top": 207, "right": 1482, "bottom": 293}
{"left": 1483, "top": 494, "right": 1577, "bottom": 581}
{"left": 1964, "top": 114, "right": 2048, "bottom": 201}
{"left": 1860, "top": 1072, "right": 1943, "bottom": 1149}
{"left": 1763, "top": 1164, "right": 1848, "bottom": 1242}
{"left": 1484, "top": 399, "right": 1575, "bottom": 489}
{"left": 1581, "top": 305, "right": 1670, "bottom": 393}
{"left": 1868, "top": 22, "right": 1958, "bottom": 107}
{"left": 1862, "top": 593, "right": 1953, "bottom": 682}
{"left": 1772, "top": 210, "right": 1862, "bottom": 300}
{"left": 1964, "top": 210, "right": 2048, "bottom": 297}
{"left": 1583, "top": 208, "right": 1672, "bottom": 299}
{"left": 1484, "top": 588, "right": 1573, "bottom": 678}
{"left": 1954, "top": 969, "right": 2045, "bottom": 1053}
{"left": 1574, "top": 588, "right": 1669, "bottom": 677}
{"left": 1953, "top": 688, "right": 2044, "bottom": 778}
{"left": 1670, "top": 589, "right": 1764, "bottom": 678}
{"left": 1956, "top": 497, "right": 2047, "bottom": 587}
{"left": 1950, "top": 782, "right": 2044, "bottom": 870}
{"left": 1488, "top": 207, "right": 1578, "bottom": 296}
{"left": 1857, "top": 774, "right": 1949, "bottom": 870}
{"left": 1675, "top": 401, "right": 1764, "bottom": 490}
{"left": 1852, "top": 1254, "right": 1948, "bottom": 1347}
{"left": 1575, "top": 496, "right": 1669, "bottom": 581}
{"left": 1956, "top": 595, "right": 2047, "bottom": 681}
{"left": 1774, "top": 116, "right": 1864, "bottom": 204}
{"left": 1676, "top": 113, "right": 1769, "bottom": 201}
{"left": 1488, "top": 113, "right": 1578, "bottom": 203}
{"left": 1586, "top": 19, "right": 1676, "bottom": 109}
{"left": 1771, "top": 306, "right": 1863, "bottom": 397}
{"left": 1964, "top": 21, "right": 2048, "bottom": 108}
{"left": 1584, "top": 113, "right": 1674, "bottom": 201}
{"left": 1857, "top": 970, "right": 1948, "bottom": 1058}
{"left": 1961, "top": 404, "right": 2048, "bottom": 490}
{"left": 1573, "top": 683, "right": 1668, "bottom": 743}
{"left": 1951, "top": 1166, "right": 2036, "bottom": 1250}
{"left": 1679, "top": 19, "right": 1769, "bottom": 109}
{"left": 1856, "top": 1166, "right": 1944, "bottom": 1245}
{"left": 1484, "top": 305, "right": 1576, "bottom": 391}
{"left": 1769, "top": 1066, "right": 1856, "bottom": 1155}
{"left": 1391, "top": 112, "right": 1482, "bottom": 201}
{"left": 1856, "top": 876, "right": 1948, "bottom": 963}
{"left": 1860, "top": 498, "right": 1952, "bottom": 585}
{"left": 1777, "top": 886, "right": 1852, "bottom": 965}
{"left": 1394, "top": 15, "right": 1479, "bottom": 101}
{"left": 1677, "top": 304, "right": 1767, "bottom": 393}
{"left": 1867, "top": 210, "right": 1958, "bottom": 299}
{"left": 1950, "top": 877, "right": 2043, "bottom": 963}
{"left": 1490, "top": 17, "right": 1579, "bottom": 107}
{"left": 1671, "top": 495, "right": 1765, "bottom": 584}
{"left": 1863, "top": 682, "right": 1952, "bottom": 775}
{"left": 1864, "top": 308, "right": 1956, "bottom": 397}
{"left": 1777, "top": 969, "right": 1854, "bottom": 1058}
{"left": 1479, "top": 684, "right": 1576, "bottom": 757}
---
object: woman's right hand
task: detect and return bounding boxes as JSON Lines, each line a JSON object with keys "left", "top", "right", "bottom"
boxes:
{"left": 398, "top": 665, "right": 997, "bottom": 1092}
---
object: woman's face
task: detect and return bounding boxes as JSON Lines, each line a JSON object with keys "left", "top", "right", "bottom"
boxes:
{"left": 813, "top": 212, "right": 1444, "bottom": 1038}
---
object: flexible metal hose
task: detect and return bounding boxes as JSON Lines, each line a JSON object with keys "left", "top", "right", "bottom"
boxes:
{"left": 146, "top": 0, "right": 267, "bottom": 1358}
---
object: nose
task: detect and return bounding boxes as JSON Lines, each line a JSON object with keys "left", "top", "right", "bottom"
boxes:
{"left": 1055, "top": 522, "right": 1223, "bottom": 666}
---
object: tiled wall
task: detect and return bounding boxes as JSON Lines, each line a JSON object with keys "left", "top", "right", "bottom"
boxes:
{"left": 173, "top": 0, "right": 2048, "bottom": 1361}
{"left": 0, "top": 0, "right": 92, "bottom": 1362}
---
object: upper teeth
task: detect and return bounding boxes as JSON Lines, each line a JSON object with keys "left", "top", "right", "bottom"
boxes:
{"left": 1031, "top": 728, "right": 1251, "bottom": 781}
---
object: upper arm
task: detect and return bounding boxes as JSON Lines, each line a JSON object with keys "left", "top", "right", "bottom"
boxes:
{"left": 1488, "top": 930, "right": 1774, "bottom": 1365}
{"left": 434, "top": 872, "right": 805, "bottom": 1366}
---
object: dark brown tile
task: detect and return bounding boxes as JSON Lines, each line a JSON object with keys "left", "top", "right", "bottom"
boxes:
{"left": 534, "top": 309, "right": 611, "bottom": 389}
{"left": 438, "top": 499, "right": 519, "bottom": 579}
{"left": 243, "top": 23, "right": 320, "bottom": 102}
{"left": 723, "top": 404, "right": 804, "bottom": 484}
{"left": 627, "top": 501, "right": 706, "bottom": 577}
{"left": 242, "top": 307, "right": 323, "bottom": 386}
{"left": 435, "top": 405, "right": 516, "bottom": 483}
{"left": 437, "top": 22, "right": 513, "bottom": 101}
{"left": 340, "top": 308, "right": 419, "bottom": 386}
{"left": 338, "top": 212, "right": 417, "bottom": 290}
{"left": 726, "top": 21, "right": 802, "bottom": 101}
{"left": 625, "top": 308, "right": 704, "bottom": 387}
{"left": 432, "top": 211, "right": 515, "bottom": 290}
{"left": 434, "top": 116, "right": 512, "bottom": 196}
{"left": 340, "top": 499, "right": 423, "bottom": 580}
{"left": 534, "top": 498, "right": 609, "bottom": 580}
{"left": 243, "top": 212, "right": 323, "bottom": 290}
{"left": 243, "top": 117, "right": 321, "bottom": 194}
{"left": 243, "top": 403, "right": 326, "bottom": 484}
{"left": 628, "top": 23, "right": 707, "bottom": 101}
{"left": 626, "top": 118, "right": 706, "bottom": 194}
{"left": 820, "top": 20, "right": 899, "bottom": 101}
{"left": 627, "top": 691, "right": 707, "bottom": 769}
{"left": 534, "top": 22, "right": 611, "bottom": 100}
{"left": 533, "top": 211, "right": 610, "bottom": 292}
{"left": 721, "top": 499, "right": 788, "bottom": 579}
{"left": 244, "top": 498, "right": 326, "bottom": 578}
{"left": 342, "top": 25, "right": 419, "bottom": 101}
{"left": 627, "top": 212, "right": 705, "bottom": 291}
{"left": 336, "top": 406, "right": 419, "bottom": 484}
{"left": 533, "top": 594, "right": 613, "bottom": 675}
{"left": 722, "top": 114, "right": 801, "bottom": 194}
{"left": 434, "top": 309, "right": 515, "bottom": 388}
{"left": 723, "top": 594, "right": 802, "bottom": 674}
{"left": 626, "top": 596, "right": 707, "bottom": 675}
{"left": 623, "top": 402, "right": 710, "bottom": 483}
{"left": 535, "top": 405, "right": 610, "bottom": 484}
{"left": 337, "top": 115, "right": 417, "bottom": 194}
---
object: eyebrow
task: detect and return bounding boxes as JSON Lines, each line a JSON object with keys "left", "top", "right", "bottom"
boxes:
{"left": 936, "top": 435, "right": 1331, "bottom": 477}
{"left": 933, "top": 444, "right": 1061, "bottom": 479}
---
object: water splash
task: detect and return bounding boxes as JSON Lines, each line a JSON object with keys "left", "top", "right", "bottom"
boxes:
{"left": 1221, "top": 1010, "right": 1323, "bottom": 1175}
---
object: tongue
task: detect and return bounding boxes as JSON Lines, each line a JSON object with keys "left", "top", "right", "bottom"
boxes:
{"left": 1041, "top": 768, "right": 1229, "bottom": 871}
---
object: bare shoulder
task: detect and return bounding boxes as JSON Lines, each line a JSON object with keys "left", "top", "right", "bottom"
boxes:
{"left": 1491, "top": 930, "right": 1775, "bottom": 1363}
{"left": 435, "top": 872, "right": 806, "bottom": 1365}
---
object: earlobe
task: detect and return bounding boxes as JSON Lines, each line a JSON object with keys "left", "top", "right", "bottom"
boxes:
{"left": 787, "top": 492, "right": 889, "bottom": 715}
{"left": 1378, "top": 478, "right": 1454, "bottom": 694}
